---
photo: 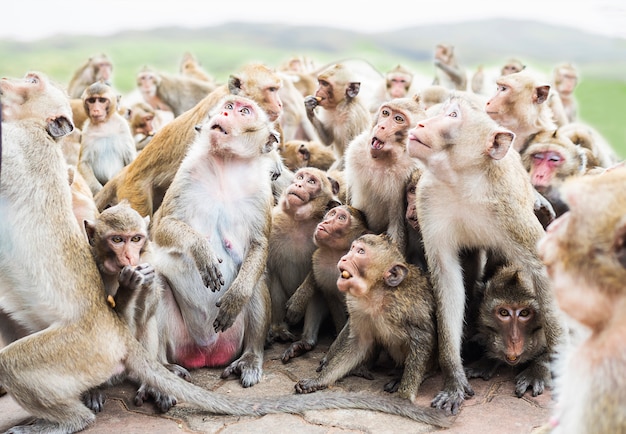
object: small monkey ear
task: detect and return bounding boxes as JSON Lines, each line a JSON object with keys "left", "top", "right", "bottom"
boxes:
{"left": 534, "top": 85, "right": 550, "bottom": 105}
{"left": 47, "top": 116, "right": 74, "bottom": 139}
{"left": 326, "top": 199, "right": 342, "bottom": 211}
{"left": 263, "top": 131, "right": 280, "bottom": 154}
{"left": 326, "top": 176, "right": 341, "bottom": 196}
{"left": 228, "top": 75, "right": 243, "bottom": 95}
{"left": 84, "top": 220, "right": 96, "bottom": 246}
{"left": 488, "top": 131, "right": 514, "bottom": 160}
{"left": 383, "top": 264, "right": 409, "bottom": 288}
{"left": 346, "top": 82, "right": 361, "bottom": 99}
{"left": 613, "top": 221, "right": 626, "bottom": 269}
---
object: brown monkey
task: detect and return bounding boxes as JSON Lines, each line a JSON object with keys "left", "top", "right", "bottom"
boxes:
{"left": 345, "top": 96, "right": 426, "bottom": 254}
{"left": 78, "top": 81, "right": 137, "bottom": 196}
{"left": 557, "top": 121, "right": 620, "bottom": 168}
{"left": 432, "top": 44, "right": 467, "bottom": 91}
{"left": 179, "top": 51, "right": 215, "bottom": 83}
{"left": 67, "top": 53, "right": 113, "bottom": 99}
{"left": 267, "top": 167, "right": 340, "bottom": 341}
{"left": 95, "top": 62, "right": 285, "bottom": 217}
{"left": 407, "top": 94, "right": 566, "bottom": 414}
{"left": 465, "top": 265, "right": 549, "bottom": 395}
{"left": 295, "top": 234, "right": 438, "bottom": 404}
{"left": 136, "top": 66, "right": 217, "bottom": 117}
{"left": 304, "top": 63, "right": 371, "bottom": 169}
{"left": 538, "top": 167, "right": 626, "bottom": 434}
{"left": 128, "top": 101, "right": 157, "bottom": 150}
{"left": 278, "top": 139, "right": 336, "bottom": 171}
{"left": 0, "top": 70, "right": 451, "bottom": 433}
{"left": 282, "top": 204, "right": 369, "bottom": 362}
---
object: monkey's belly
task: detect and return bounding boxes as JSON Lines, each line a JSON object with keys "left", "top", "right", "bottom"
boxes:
{"left": 173, "top": 315, "right": 245, "bottom": 369}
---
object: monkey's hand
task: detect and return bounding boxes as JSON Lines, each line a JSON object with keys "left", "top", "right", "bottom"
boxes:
{"left": 281, "top": 339, "right": 315, "bottom": 363}
{"left": 119, "top": 263, "right": 155, "bottom": 290}
{"left": 294, "top": 378, "right": 327, "bottom": 394}
{"left": 316, "top": 355, "right": 329, "bottom": 373}
{"left": 198, "top": 254, "right": 224, "bottom": 292}
{"left": 431, "top": 371, "right": 474, "bottom": 415}
{"left": 514, "top": 356, "right": 551, "bottom": 398}
{"left": 304, "top": 95, "right": 320, "bottom": 114}
{"left": 213, "top": 286, "right": 248, "bottom": 332}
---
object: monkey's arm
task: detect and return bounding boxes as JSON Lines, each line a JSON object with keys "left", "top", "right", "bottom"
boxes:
{"left": 434, "top": 61, "right": 466, "bottom": 88}
{"left": 77, "top": 155, "right": 104, "bottom": 195}
{"left": 304, "top": 96, "right": 334, "bottom": 146}
{"left": 285, "top": 271, "right": 318, "bottom": 324}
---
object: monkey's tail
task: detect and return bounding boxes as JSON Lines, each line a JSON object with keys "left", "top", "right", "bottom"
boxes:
{"left": 125, "top": 341, "right": 451, "bottom": 428}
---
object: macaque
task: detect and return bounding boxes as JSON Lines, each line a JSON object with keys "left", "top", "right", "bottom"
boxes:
{"left": 552, "top": 62, "right": 578, "bottom": 123}
{"left": 67, "top": 53, "right": 113, "bottom": 99}
{"left": 304, "top": 63, "right": 371, "bottom": 169}
{"left": 557, "top": 121, "right": 620, "bottom": 168}
{"left": 78, "top": 81, "right": 137, "bottom": 196}
{"left": 136, "top": 66, "right": 217, "bottom": 117}
{"left": 345, "top": 96, "right": 426, "bottom": 254}
{"left": 407, "top": 95, "right": 566, "bottom": 414}
{"left": 433, "top": 44, "right": 467, "bottom": 91}
{"left": 465, "top": 266, "right": 549, "bottom": 397}
{"left": 267, "top": 167, "right": 341, "bottom": 341}
{"left": 179, "top": 51, "right": 215, "bottom": 83}
{"left": 538, "top": 167, "right": 626, "bottom": 434}
{"left": 0, "top": 71, "right": 451, "bottom": 433}
{"left": 282, "top": 205, "right": 369, "bottom": 361}
{"left": 404, "top": 167, "right": 428, "bottom": 271}
{"left": 128, "top": 101, "right": 156, "bottom": 150}
{"left": 278, "top": 139, "right": 336, "bottom": 171}
{"left": 369, "top": 64, "right": 415, "bottom": 113}
{"left": 295, "top": 234, "right": 438, "bottom": 405}
{"left": 95, "top": 62, "right": 285, "bottom": 217}
{"left": 471, "top": 58, "right": 525, "bottom": 95}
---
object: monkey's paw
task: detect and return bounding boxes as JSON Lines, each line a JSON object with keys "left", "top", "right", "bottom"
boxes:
{"left": 268, "top": 323, "right": 297, "bottom": 343}
{"left": 82, "top": 387, "right": 106, "bottom": 413}
{"left": 214, "top": 292, "right": 246, "bottom": 332}
{"left": 281, "top": 340, "right": 314, "bottom": 363}
{"left": 431, "top": 378, "right": 474, "bottom": 415}
{"left": 221, "top": 352, "right": 263, "bottom": 387}
{"left": 514, "top": 363, "right": 550, "bottom": 397}
{"left": 295, "top": 378, "right": 327, "bottom": 394}
{"left": 304, "top": 95, "right": 320, "bottom": 112}
{"left": 119, "top": 263, "right": 155, "bottom": 290}
{"left": 135, "top": 383, "right": 177, "bottom": 413}
{"left": 166, "top": 363, "right": 191, "bottom": 381}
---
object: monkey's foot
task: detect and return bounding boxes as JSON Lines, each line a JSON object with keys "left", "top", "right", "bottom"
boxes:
{"left": 431, "top": 376, "right": 474, "bottom": 415}
{"left": 135, "top": 383, "right": 177, "bottom": 413}
{"left": 465, "top": 358, "right": 502, "bottom": 381}
{"left": 221, "top": 351, "right": 263, "bottom": 387}
{"left": 514, "top": 361, "right": 551, "bottom": 397}
{"left": 281, "top": 340, "right": 314, "bottom": 363}
{"left": 294, "top": 378, "right": 327, "bottom": 394}
{"left": 267, "top": 323, "right": 297, "bottom": 343}
{"left": 165, "top": 363, "right": 191, "bottom": 381}
{"left": 82, "top": 387, "right": 106, "bottom": 413}
{"left": 384, "top": 378, "right": 401, "bottom": 393}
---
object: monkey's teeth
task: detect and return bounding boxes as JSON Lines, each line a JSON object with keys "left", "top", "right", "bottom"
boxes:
{"left": 371, "top": 138, "right": 384, "bottom": 150}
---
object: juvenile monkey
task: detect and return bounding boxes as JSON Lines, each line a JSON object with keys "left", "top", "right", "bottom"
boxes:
{"left": 295, "top": 234, "right": 438, "bottom": 404}
{"left": 278, "top": 139, "right": 336, "bottom": 171}
{"left": 78, "top": 81, "right": 137, "bottom": 196}
{"left": 0, "top": 71, "right": 451, "bottom": 433}
{"left": 345, "top": 96, "right": 426, "bottom": 254}
{"left": 267, "top": 167, "right": 341, "bottom": 341}
{"left": 304, "top": 63, "right": 371, "bottom": 169}
{"left": 538, "top": 167, "right": 626, "bottom": 434}
{"left": 282, "top": 205, "right": 370, "bottom": 362}
{"left": 407, "top": 95, "right": 566, "bottom": 414}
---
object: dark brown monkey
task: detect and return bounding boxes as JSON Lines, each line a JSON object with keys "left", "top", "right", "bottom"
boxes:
{"left": 267, "top": 167, "right": 340, "bottom": 341}
{"left": 407, "top": 94, "right": 566, "bottom": 414}
{"left": 295, "top": 234, "right": 438, "bottom": 405}
{"left": 0, "top": 73, "right": 452, "bottom": 432}
{"left": 67, "top": 53, "right": 113, "bottom": 99}
{"left": 78, "top": 81, "right": 137, "bottom": 196}
{"left": 465, "top": 266, "right": 549, "bottom": 396}
{"left": 345, "top": 96, "right": 426, "bottom": 254}
{"left": 432, "top": 44, "right": 467, "bottom": 91}
{"left": 538, "top": 167, "right": 626, "bottom": 434}
{"left": 278, "top": 139, "right": 336, "bottom": 171}
{"left": 95, "top": 62, "right": 285, "bottom": 217}
{"left": 282, "top": 204, "right": 370, "bottom": 362}
{"left": 304, "top": 63, "right": 371, "bottom": 169}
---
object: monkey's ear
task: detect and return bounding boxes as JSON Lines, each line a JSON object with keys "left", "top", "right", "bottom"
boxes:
{"left": 613, "top": 220, "right": 626, "bottom": 269}
{"left": 384, "top": 264, "right": 409, "bottom": 288}
{"left": 228, "top": 75, "right": 242, "bottom": 95}
{"left": 47, "top": 116, "right": 74, "bottom": 139}
{"left": 534, "top": 85, "right": 550, "bottom": 105}
{"left": 84, "top": 220, "right": 96, "bottom": 246}
{"left": 263, "top": 131, "right": 280, "bottom": 154}
{"left": 326, "top": 176, "right": 340, "bottom": 196}
{"left": 488, "top": 131, "right": 514, "bottom": 160}
{"left": 346, "top": 82, "right": 361, "bottom": 99}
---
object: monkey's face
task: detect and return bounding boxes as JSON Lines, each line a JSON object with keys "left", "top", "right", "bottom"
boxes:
{"left": 485, "top": 80, "right": 513, "bottom": 123}
{"left": 314, "top": 206, "right": 353, "bottom": 250}
{"left": 336, "top": 239, "right": 371, "bottom": 297}
{"left": 282, "top": 169, "right": 324, "bottom": 212}
{"left": 137, "top": 72, "right": 157, "bottom": 97}
{"left": 407, "top": 99, "right": 462, "bottom": 162}
{"left": 387, "top": 74, "right": 411, "bottom": 98}
{"left": 405, "top": 183, "right": 419, "bottom": 230}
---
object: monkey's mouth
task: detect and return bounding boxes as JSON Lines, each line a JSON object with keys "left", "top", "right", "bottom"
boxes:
{"left": 504, "top": 354, "right": 521, "bottom": 366}
{"left": 371, "top": 137, "right": 384, "bottom": 150}
{"left": 288, "top": 191, "right": 305, "bottom": 202}
{"left": 210, "top": 123, "right": 227, "bottom": 134}
{"left": 339, "top": 268, "right": 352, "bottom": 279}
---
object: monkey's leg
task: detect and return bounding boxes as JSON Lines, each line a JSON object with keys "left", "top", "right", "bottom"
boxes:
{"left": 284, "top": 272, "right": 317, "bottom": 325}
{"left": 282, "top": 293, "right": 328, "bottom": 363}
{"left": 397, "top": 326, "right": 436, "bottom": 401}
{"left": 221, "top": 279, "right": 270, "bottom": 387}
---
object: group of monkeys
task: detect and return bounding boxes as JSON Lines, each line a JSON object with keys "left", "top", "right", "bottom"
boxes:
{"left": 0, "top": 46, "right": 624, "bottom": 434}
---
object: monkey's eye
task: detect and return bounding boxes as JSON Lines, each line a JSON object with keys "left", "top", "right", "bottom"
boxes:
{"left": 548, "top": 155, "right": 562, "bottom": 163}
{"left": 86, "top": 97, "right": 97, "bottom": 104}
{"left": 307, "top": 178, "right": 317, "bottom": 185}
{"left": 381, "top": 109, "right": 391, "bottom": 117}
{"left": 130, "top": 235, "right": 143, "bottom": 243}
{"left": 498, "top": 308, "right": 509, "bottom": 317}
{"left": 97, "top": 97, "right": 107, "bottom": 104}
{"left": 319, "top": 79, "right": 329, "bottom": 87}
{"left": 448, "top": 111, "right": 458, "bottom": 118}
{"left": 224, "top": 102, "right": 234, "bottom": 110}
{"left": 519, "top": 309, "right": 531, "bottom": 317}
{"left": 25, "top": 74, "right": 39, "bottom": 84}
{"left": 357, "top": 247, "right": 366, "bottom": 255}
{"left": 338, "top": 214, "right": 347, "bottom": 221}
{"left": 533, "top": 153, "right": 545, "bottom": 160}
{"left": 408, "top": 186, "right": 416, "bottom": 195}
{"left": 295, "top": 174, "right": 304, "bottom": 181}
{"left": 497, "top": 85, "right": 508, "bottom": 92}
{"left": 268, "top": 86, "right": 279, "bottom": 93}
{"left": 239, "top": 106, "right": 251, "bottom": 115}
{"left": 394, "top": 115, "right": 405, "bottom": 123}
{"left": 110, "top": 236, "right": 124, "bottom": 244}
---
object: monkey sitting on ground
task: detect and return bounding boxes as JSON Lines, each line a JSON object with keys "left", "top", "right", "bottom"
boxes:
{"left": 0, "top": 71, "right": 451, "bottom": 433}
{"left": 295, "top": 234, "right": 438, "bottom": 404}
{"left": 282, "top": 204, "right": 370, "bottom": 362}
{"left": 538, "top": 167, "right": 626, "bottom": 434}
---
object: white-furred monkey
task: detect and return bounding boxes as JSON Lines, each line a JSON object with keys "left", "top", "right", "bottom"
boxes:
{"left": 67, "top": 53, "right": 114, "bottom": 99}
{"left": 538, "top": 167, "right": 626, "bottom": 434}
{"left": 0, "top": 70, "right": 453, "bottom": 433}
{"left": 345, "top": 96, "right": 426, "bottom": 254}
{"left": 267, "top": 167, "right": 341, "bottom": 341}
{"left": 78, "top": 81, "right": 137, "bottom": 196}
{"left": 432, "top": 44, "right": 468, "bottom": 91}
{"left": 407, "top": 94, "right": 567, "bottom": 414}
{"left": 95, "top": 62, "right": 285, "bottom": 218}
{"left": 149, "top": 94, "right": 279, "bottom": 388}
{"left": 304, "top": 63, "right": 371, "bottom": 170}
{"left": 368, "top": 64, "right": 426, "bottom": 114}
{"left": 295, "top": 234, "right": 440, "bottom": 408}
{"left": 282, "top": 204, "right": 370, "bottom": 362}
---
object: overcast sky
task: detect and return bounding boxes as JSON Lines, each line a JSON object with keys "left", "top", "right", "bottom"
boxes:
{"left": 2, "top": 0, "right": 625, "bottom": 41}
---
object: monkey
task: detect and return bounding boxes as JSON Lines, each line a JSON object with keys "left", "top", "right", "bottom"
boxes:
{"left": 471, "top": 58, "right": 526, "bottom": 95}
{"left": 418, "top": 85, "right": 451, "bottom": 110}
{"left": 407, "top": 94, "right": 567, "bottom": 414}
{"left": 67, "top": 165, "right": 99, "bottom": 239}
{"left": 344, "top": 96, "right": 426, "bottom": 254}
{"left": 464, "top": 265, "right": 549, "bottom": 396}
{"left": 95, "top": 62, "right": 285, "bottom": 218}
{"left": 552, "top": 62, "right": 579, "bottom": 123}
{"left": 78, "top": 81, "right": 137, "bottom": 196}
{"left": 277, "top": 139, "right": 336, "bottom": 171}
{"left": 67, "top": 53, "right": 113, "bottom": 99}
{"left": 277, "top": 70, "right": 321, "bottom": 142}
{"left": 179, "top": 51, "right": 215, "bottom": 83}
{"left": 537, "top": 167, "right": 626, "bottom": 434}
{"left": 432, "top": 44, "right": 468, "bottom": 91}
{"left": 0, "top": 70, "right": 451, "bottom": 433}
{"left": 282, "top": 204, "right": 370, "bottom": 362}
{"left": 267, "top": 167, "right": 341, "bottom": 341}
{"left": 137, "top": 66, "right": 217, "bottom": 117}
{"left": 368, "top": 64, "right": 416, "bottom": 113}
{"left": 557, "top": 121, "right": 620, "bottom": 168}
{"left": 404, "top": 167, "right": 428, "bottom": 272}
{"left": 295, "top": 233, "right": 438, "bottom": 404}
{"left": 128, "top": 101, "right": 157, "bottom": 150}
{"left": 304, "top": 63, "right": 371, "bottom": 170}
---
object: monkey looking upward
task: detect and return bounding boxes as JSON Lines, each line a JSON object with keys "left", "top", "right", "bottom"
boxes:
{"left": 345, "top": 96, "right": 426, "bottom": 254}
